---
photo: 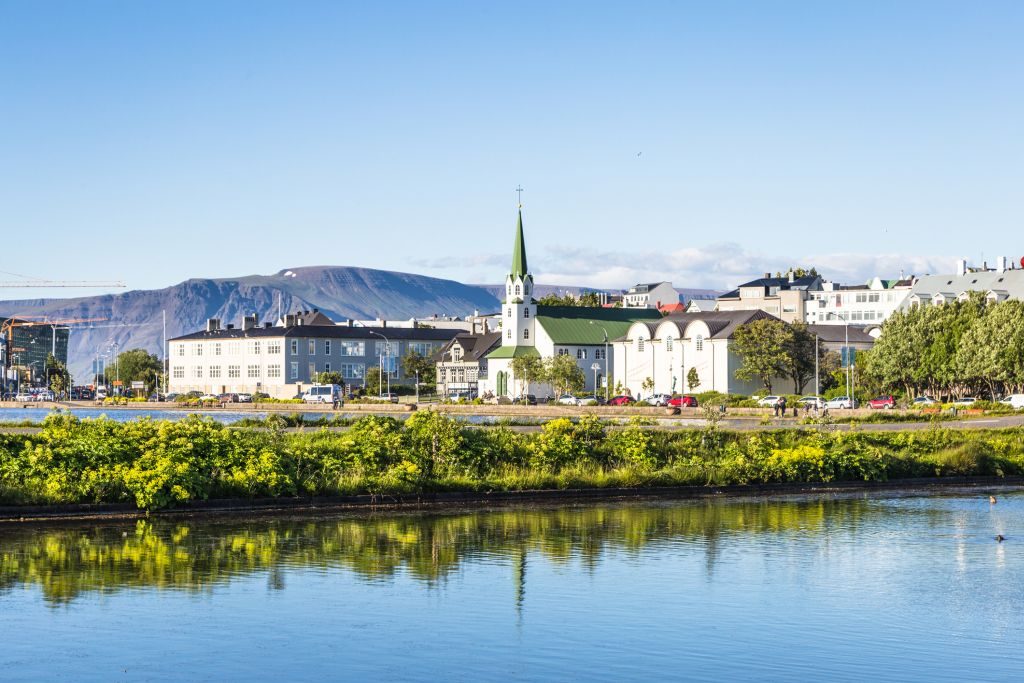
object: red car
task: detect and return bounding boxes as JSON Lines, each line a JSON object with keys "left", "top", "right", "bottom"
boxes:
{"left": 667, "top": 395, "right": 698, "bottom": 408}
{"left": 608, "top": 395, "right": 635, "bottom": 406}
{"left": 868, "top": 395, "right": 896, "bottom": 410}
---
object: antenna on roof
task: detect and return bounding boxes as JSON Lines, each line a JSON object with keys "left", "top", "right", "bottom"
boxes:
{"left": 515, "top": 185, "right": 524, "bottom": 208}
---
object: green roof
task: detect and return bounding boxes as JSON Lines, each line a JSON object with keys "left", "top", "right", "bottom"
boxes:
{"left": 510, "top": 209, "right": 528, "bottom": 279}
{"left": 534, "top": 317, "right": 636, "bottom": 345}
{"left": 486, "top": 345, "right": 541, "bottom": 359}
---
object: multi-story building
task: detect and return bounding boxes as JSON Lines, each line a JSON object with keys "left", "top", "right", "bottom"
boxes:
{"left": 805, "top": 277, "right": 915, "bottom": 331}
{"left": 1, "top": 318, "right": 70, "bottom": 393}
{"left": 167, "top": 311, "right": 459, "bottom": 398}
{"left": 434, "top": 330, "right": 502, "bottom": 397}
{"left": 623, "top": 282, "right": 679, "bottom": 309}
{"left": 716, "top": 272, "right": 823, "bottom": 323}
{"left": 904, "top": 256, "right": 1024, "bottom": 308}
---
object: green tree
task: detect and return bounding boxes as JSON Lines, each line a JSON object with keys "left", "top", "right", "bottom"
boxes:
{"left": 365, "top": 366, "right": 384, "bottom": 394}
{"left": 104, "top": 349, "right": 163, "bottom": 392}
{"left": 45, "top": 354, "right": 70, "bottom": 397}
{"left": 641, "top": 377, "right": 655, "bottom": 396}
{"left": 732, "top": 318, "right": 793, "bottom": 393}
{"left": 315, "top": 371, "right": 344, "bottom": 386}
{"left": 401, "top": 351, "right": 436, "bottom": 390}
{"left": 510, "top": 354, "right": 546, "bottom": 398}
{"left": 686, "top": 367, "right": 701, "bottom": 393}
{"left": 785, "top": 322, "right": 831, "bottom": 394}
{"left": 544, "top": 354, "right": 585, "bottom": 397}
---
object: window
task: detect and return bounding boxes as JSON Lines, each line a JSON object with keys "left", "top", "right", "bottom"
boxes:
{"left": 595, "top": 349, "right": 605, "bottom": 360}
{"left": 210, "top": 366, "right": 222, "bottom": 379}
{"left": 214, "top": 343, "right": 222, "bottom": 356}
{"left": 638, "top": 338, "right": 645, "bottom": 352}
{"left": 374, "top": 341, "right": 393, "bottom": 357}
{"left": 868, "top": 293, "right": 880, "bottom": 303}
{"left": 576, "top": 349, "right": 586, "bottom": 359}
{"left": 195, "top": 344, "right": 203, "bottom": 356}
{"left": 324, "top": 340, "right": 331, "bottom": 355}
{"left": 290, "top": 362, "right": 298, "bottom": 380}
{"left": 856, "top": 293, "right": 867, "bottom": 303}
{"left": 524, "top": 308, "right": 530, "bottom": 318}
{"left": 247, "top": 341, "right": 260, "bottom": 355}
{"left": 557, "top": 349, "right": 569, "bottom": 356}
{"left": 340, "top": 363, "right": 365, "bottom": 379}
{"left": 324, "top": 363, "right": 331, "bottom": 373}
{"left": 290, "top": 340, "right": 298, "bottom": 355}
{"left": 308, "top": 340, "right": 316, "bottom": 355}
{"left": 507, "top": 308, "right": 512, "bottom": 318}
{"left": 523, "top": 329, "right": 529, "bottom": 340}
{"left": 452, "top": 346, "right": 463, "bottom": 362}
{"left": 247, "top": 365, "right": 260, "bottom": 379}
{"left": 409, "top": 342, "right": 433, "bottom": 356}
{"left": 193, "top": 366, "right": 203, "bottom": 379}
{"left": 666, "top": 336, "right": 673, "bottom": 351}
{"left": 172, "top": 366, "right": 184, "bottom": 379}
{"left": 267, "top": 365, "right": 281, "bottom": 378}
{"left": 228, "top": 342, "right": 241, "bottom": 355}
{"left": 228, "top": 365, "right": 241, "bottom": 378}
{"left": 515, "top": 285, "right": 521, "bottom": 296}
{"left": 267, "top": 341, "right": 282, "bottom": 355}
{"left": 340, "top": 341, "right": 365, "bottom": 356}
{"left": 176, "top": 344, "right": 185, "bottom": 357}
{"left": 507, "top": 330, "right": 512, "bottom": 340}
{"left": 308, "top": 362, "right": 316, "bottom": 378}
{"left": 695, "top": 335, "right": 704, "bottom": 352}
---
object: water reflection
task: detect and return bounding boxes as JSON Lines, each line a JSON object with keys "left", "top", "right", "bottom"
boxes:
{"left": 0, "top": 494, "right": 994, "bottom": 606}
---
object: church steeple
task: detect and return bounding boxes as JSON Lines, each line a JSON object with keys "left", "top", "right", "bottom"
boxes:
{"left": 510, "top": 208, "right": 528, "bottom": 280}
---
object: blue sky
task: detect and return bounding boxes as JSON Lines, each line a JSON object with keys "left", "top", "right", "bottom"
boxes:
{"left": 2, "top": 0, "right": 1022, "bottom": 297}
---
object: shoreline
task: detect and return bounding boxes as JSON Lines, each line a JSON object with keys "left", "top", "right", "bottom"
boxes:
{"left": 3, "top": 475, "right": 1020, "bottom": 525}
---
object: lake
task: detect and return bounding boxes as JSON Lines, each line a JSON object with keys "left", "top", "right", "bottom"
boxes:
{"left": 2, "top": 491, "right": 1022, "bottom": 681}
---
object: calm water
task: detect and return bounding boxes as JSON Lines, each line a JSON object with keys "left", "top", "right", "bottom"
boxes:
{"left": 0, "top": 407, "right": 523, "bottom": 425}
{"left": 2, "top": 492, "right": 1023, "bottom": 682}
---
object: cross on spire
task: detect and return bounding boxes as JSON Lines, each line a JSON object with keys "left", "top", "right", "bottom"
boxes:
{"left": 515, "top": 185, "right": 524, "bottom": 207}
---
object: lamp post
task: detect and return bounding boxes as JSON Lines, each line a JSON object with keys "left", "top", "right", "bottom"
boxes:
{"left": 588, "top": 321, "right": 610, "bottom": 401}
{"left": 367, "top": 331, "right": 390, "bottom": 396}
{"left": 826, "top": 312, "right": 852, "bottom": 406}
{"left": 590, "top": 362, "right": 601, "bottom": 399}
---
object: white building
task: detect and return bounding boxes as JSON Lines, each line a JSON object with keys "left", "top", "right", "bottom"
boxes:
{"left": 167, "top": 312, "right": 459, "bottom": 398}
{"left": 905, "top": 256, "right": 1024, "bottom": 308}
{"left": 478, "top": 208, "right": 661, "bottom": 399}
{"left": 805, "top": 276, "right": 915, "bottom": 331}
{"left": 612, "top": 311, "right": 875, "bottom": 397}
{"left": 623, "top": 282, "right": 679, "bottom": 309}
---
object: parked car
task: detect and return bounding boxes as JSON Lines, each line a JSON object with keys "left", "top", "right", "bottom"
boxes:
{"left": 952, "top": 397, "right": 978, "bottom": 406}
{"left": 147, "top": 393, "right": 165, "bottom": 402}
{"left": 512, "top": 394, "right": 537, "bottom": 405}
{"left": 302, "top": 385, "right": 341, "bottom": 403}
{"left": 825, "top": 396, "right": 857, "bottom": 410}
{"left": 448, "top": 390, "right": 476, "bottom": 402}
{"left": 912, "top": 396, "right": 937, "bottom": 406}
{"left": 372, "top": 392, "right": 399, "bottom": 403}
{"left": 608, "top": 395, "right": 634, "bottom": 406}
{"left": 999, "top": 394, "right": 1024, "bottom": 409}
{"left": 645, "top": 393, "right": 672, "bottom": 407}
{"left": 798, "top": 396, "right": 826, "bottom": 409}
{"left": 14, "top": 392, "right": 33, "bottom": 402}
{"left": 236, "top": 393, "right": 253, "bottom": 403}
{"left": 557, "top": 394, "right": 581, "bottom": 406}
{"left": 756, "top": 395, "right": 782, "bottom": 407}
{"left": 667, "top": 395, "right": 698, "bottom": 408}
{"left": 868, "top": 395, "right": 896, "bottom": 410}
{"left": 198, "top": 394, "right": 219, "bottom": 402}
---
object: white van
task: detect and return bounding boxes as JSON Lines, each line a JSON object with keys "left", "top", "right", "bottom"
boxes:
{"left": 1000, "top": 394, "right": 1024, "bottom": 409}
{"left": 95, "top": 387, "right": 108, "bottom": 400}
{"left": 302, "top": 384, "right": 342, "bottom": 404}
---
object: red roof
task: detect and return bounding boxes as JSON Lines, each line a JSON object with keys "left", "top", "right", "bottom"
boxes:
{"left": 658, "top": 302, "right": 686, "bottom": 314}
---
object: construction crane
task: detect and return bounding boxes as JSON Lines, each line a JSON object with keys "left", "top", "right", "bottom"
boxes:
{"left": 0, "top": 279, "right": 126, "bottom": 288}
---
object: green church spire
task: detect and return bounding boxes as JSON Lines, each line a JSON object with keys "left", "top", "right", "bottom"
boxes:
{"left": 511, "top": 208, "right": 528, "bottom": 279}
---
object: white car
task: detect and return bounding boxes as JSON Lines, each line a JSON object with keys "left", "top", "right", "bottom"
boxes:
{"left": 14, "top": 392, "right": 34, "bottom": 402}
{"left": 557, "top": 394, "right": 581, "bottom": 406}
{"left": 199, "top": 394, "right": 219, "bottom": 402}
{"left": 798, "top": 396, "right": 826, "bottom": 409}
{"left": 999, "top": 394, "right": 1024, "bottom": 409}
{"left": 756, "top": 395, "right": 782, "bottom": 407}
{"left": 952, "top": 397, "right": 978, "bottom": 406}
{"left": 912, "top": 396, "right": 937, "bottom": 406}
{"left": 646, "top": 393, "right": 672, "bottom": 406}
{"left": 825, "top": 396, "right": 857, "bottom": 410}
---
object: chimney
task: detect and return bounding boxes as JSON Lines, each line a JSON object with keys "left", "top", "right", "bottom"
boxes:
{"left": 997, "top": 256, "right": 1007, "bottom": 273}
{"left": 264, "top": 322, "right": 273, "bottom": 329}
{"left": 764, "top": 272, "right": 771, "bottom": 279}
{"left": 956, "top": 259, "right": 967, "bottom": 277}
{"left": 206, "top": 318, "right": 220, "bottom": 333}
{"left": 242, "top": 313, "right": 259, "bottom": 331}
{"left": 226, "top": 324, "right": 235, "bottom": 330}
{"left": 788, "top": 270, "right": 795, "bottom": 284}
{"left": 382, "top": 320, "right": 387, "bottom": 328}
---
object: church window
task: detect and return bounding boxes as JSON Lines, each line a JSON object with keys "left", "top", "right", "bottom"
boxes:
{"left": 638, "top": 338, "right": 645, "bottom": 352}
{"left": 506, "top": 330, "right": 511, "bottom": 340}
{"left": 696, "top": 335, "right": 704, "bottom": 352}
{"left": 523, "top": 329, "right": 529, "bottom": 340}
{"left": 524, "top": 308, "right": 530, "bottom": 318}
{"left": 515, "top": 285, "right": 521, "bottom": 296}
{"left": 666, "top": 336, "right": 673, "bottom": 351}
{"left": 507, "top": 308, "right": 512, "bottom": 317}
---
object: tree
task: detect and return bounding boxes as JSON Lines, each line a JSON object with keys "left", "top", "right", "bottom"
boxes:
{"left": 401, "top": 351, "right": 436, "bottom": 390}
{"left": 536, "top": 291, "right": 603, "bottom": 307}
{"left": 785, "top": 322, "right": 830, "bottom": 394}
{"left": 510, "top": 354, "right": 545, "bottom": 398}
{"left": 315, "top": 371, "right": 344, "bottom": 386}
{"left": 45, "top": 354, "right": 70, "bottom": 397}
{"left": 732, "top": 318, "right": 792, "bottom": 393}
{"left": 686, "top": 367, "right": 700, "bottom": 393}
{"left": 641, "top": 377, "right": 654, "bottom": 396}
{"left": 365, "top": 366, "right": 384, "bottom": 395}
{"left": 544, "top": 354, "right": 585, "bottom": 397}
{"left": 104, "top": 348, "right": 163, "bottom": 392}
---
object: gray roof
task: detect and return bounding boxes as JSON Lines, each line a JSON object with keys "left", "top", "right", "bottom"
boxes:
{"left": 627, "top": 282, "right": 671, "bottom": 294}
{"left": 170, "top": 325, "right": 460, "bottom": 343}
{"left": 617, "top": 309, "right": 777, "bottom": 341}
{"left": 908, "top": 269, "right": 1024, "bottom": 302}
{"left": 806, "top": 324, "right": 875, "bottom": 344}
{"left": 719, "top": 275, "right": 821, "bottom": 299}
{"left": 434, "top": 331, "right": 502, "bottom": 362}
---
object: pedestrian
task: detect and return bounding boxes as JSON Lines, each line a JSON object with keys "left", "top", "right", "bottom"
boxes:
{"left": 332, "top": 394, "right": 339, "bottom": 410}
{"left": 772, "top": 402, "right": 779, "bottom": 417}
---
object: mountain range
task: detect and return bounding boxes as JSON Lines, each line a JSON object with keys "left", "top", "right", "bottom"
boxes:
{"left": 0, "top": 266, "right": 718, "bottom": 382}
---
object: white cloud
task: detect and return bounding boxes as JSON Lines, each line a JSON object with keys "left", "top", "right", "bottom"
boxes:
{"left": 413, "top": 242, "right": 959, "bottom": 291}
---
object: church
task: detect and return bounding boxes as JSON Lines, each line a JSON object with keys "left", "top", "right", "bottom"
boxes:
{"left": 478, "top": 208, "right": 661, "bottom": 399}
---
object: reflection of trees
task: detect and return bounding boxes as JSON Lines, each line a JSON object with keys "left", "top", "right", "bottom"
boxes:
{"left": 0, "top": 498, "right": 912, "bottom": 604}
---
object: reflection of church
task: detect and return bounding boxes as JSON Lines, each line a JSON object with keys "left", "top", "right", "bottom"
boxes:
{"left": 479, "top": 207, "right": 660, "bottom": 399}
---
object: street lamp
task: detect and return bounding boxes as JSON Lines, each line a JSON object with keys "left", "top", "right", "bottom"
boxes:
{"left": 367, "top": 330, "right": 391, "bottom": 396}
{"left": 826, "top": 312, "right": 852, "bottom": 406}
{"left": 588, "top": 321, "right": 610, "bottom": 401}
{"left": 590, "top": 362, "right": 601, "bottom": 399}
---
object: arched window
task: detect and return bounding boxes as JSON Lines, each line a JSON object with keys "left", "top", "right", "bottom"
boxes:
{"left": 666, "top": 336, "right": 673, "bottom": 351}
{"left": 507, "top": 285, "right": 511, "bottom": 296}
{"left": 638, "top": 337, "right": 645, "bottom": 352}
{"left": 523, "top": 329, "right": 529, "bottom": 340}
{"left": 515, "top": 285, "right": 521, "bottom": 296}
{"left": 695, "top": 334, "right": 704, "bottom": 352}
{"left": 524, "top": 307, "right": 530, "bottom": 318}
{"left": 507, "top": 308, "right": 512, "bottom": 318}
{"left": 506, "top": 330, "right": 512, "bottom": 340}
